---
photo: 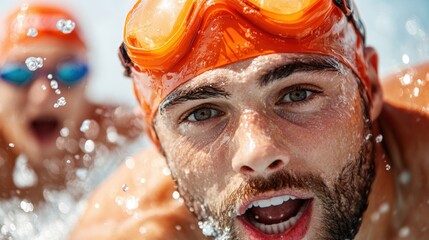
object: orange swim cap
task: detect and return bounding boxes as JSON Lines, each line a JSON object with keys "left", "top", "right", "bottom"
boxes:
{"left": 121, "top": 0, "right": 369, "bottom": 143}
{"left": 0, "top": 3, "right": 86, "bottom": 55}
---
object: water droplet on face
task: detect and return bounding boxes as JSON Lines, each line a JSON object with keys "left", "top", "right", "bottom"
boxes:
{"left": 80, "top": 120, "right": 90, "bottom": 133}
{"left": 47, "top": 74, "right": 53, "bottom": 80}
{"left": 54, "top": 97, "right": 66, "bottom": 108}
{"left": 379, "top": 202, "right": 390, "bottom": 213}
{"left": 399, "top": 226, "right": 410, "bottom": 238}
{"left": 25, "top": 57, "right": 43, "bottom": 71}
{"left": 41, "top": 84, "right": 47, "bottom": 90}
{"left": 122, "top": 184, "right": 129, "bottom": 192}
{"left": 50, "top": 80, "right": 58, "bottom": 89}
{"left": 175, "top": 225, "right": 182, "bottom": 231}
{"left": 385, "top": 164, "right": 391, "bottom": 171}
{"left": 365, "top": 133, "right": 373, "bottom": 141}
{"left": 27, "top": 28, "right": 38, "bottom": 37}
{"left": 94, "top": 203, "right": 100, "bottom": 209}
{"left": 8, "top": 143, "right": 15, "bottom": 148}
{"left": 172, "top": 191, "right": 180, "bottom": 200}
{"left": 55, "top": 89, "right": 61, "bottom": 95}
{"left": 376, "top": 134, "right": 383, "bottom": 143}
{"left": 399, "top": 171, "right": 411, "bottom": 184}
{"left": 56, "top": 19, "right": 76, "bottom": 34}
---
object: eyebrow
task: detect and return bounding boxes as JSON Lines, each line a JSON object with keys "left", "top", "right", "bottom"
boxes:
{"left": 260, "top": 57, "right": 341, "bottom": 86}
{"left": 159, "top": 56, "right": 341, "bottom": 113}
{"left": 159, "top": 85, "right": 230, "bottom": 113}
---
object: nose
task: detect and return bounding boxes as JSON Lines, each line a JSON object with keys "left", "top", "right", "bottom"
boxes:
{"left": 231, "top": 110, "right": 289, "bottom": 177}
{"left": 27, "top": 76, "right": 53, "bottom": 106}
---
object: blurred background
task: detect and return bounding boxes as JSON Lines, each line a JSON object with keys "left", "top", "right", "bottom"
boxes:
{"left": 0, "top": 0, "right": 428, "bottom": 106}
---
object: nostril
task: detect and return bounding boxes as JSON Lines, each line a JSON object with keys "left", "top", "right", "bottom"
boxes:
{"left": 268, "top": 159, "right": 284, "bottom": 170}
{"left": 240, "top": 165, "right": 254, "bottom": 174}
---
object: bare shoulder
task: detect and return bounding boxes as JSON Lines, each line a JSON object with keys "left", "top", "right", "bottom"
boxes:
{"left": 69, "top": 147, "right": 207, "bottom": 240}
{"left": 379, "top": 62, "right": 429, "bottom": 240}
{"left": 381, "top": 61, "right": 429, "bottom": 112}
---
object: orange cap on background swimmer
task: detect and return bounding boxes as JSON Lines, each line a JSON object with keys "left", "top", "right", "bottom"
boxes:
{"left": 0, "top": 3, "right": 86, "bottom": 55}
{"left": 120, "top": 0, "right": 369, "bottom": 143}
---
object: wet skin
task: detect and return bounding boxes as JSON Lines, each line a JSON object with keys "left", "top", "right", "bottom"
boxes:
{"left": 71, "top": 54, "right": 429, "bottom": 239}
{"left": 153, "top": 53, "right": 376, "bottom": 239}
{"left": 0, "top": 37, "right": 90, "bottom": 164}
{"left": 0, "top": 37, "right": 141, "bottom": 202}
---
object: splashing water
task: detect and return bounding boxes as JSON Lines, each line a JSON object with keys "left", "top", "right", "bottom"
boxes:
{"left": 122, "top": 184, "right": 129, "bottom": 192}
{"left": 53, "top": 97, "right": 66, "bottom": 108}
{"left": 27, "top": 28, "right": 38, "bottom": 37}
{"left": 198, "top": 217, "right": 232, "bottom": 240}
{"left": 385, "top": 164, "right": 391, "bottom": 171}
{"left": 50, "top": 80, "right": 58, "bottom": 90}
{"left": 25, "top": 57, "right": 43, "bottom": 71}
{"left": 80, "top": 120, "right": 91, "bottom": 133}
{"left": 56, "top": 19, "right": 76, "bottom": 34}
{"left": 12, "top": 155, "right": 38, "bottom": 188}
{"left": 375, "top": 134, "right": 383, "bottom": 143}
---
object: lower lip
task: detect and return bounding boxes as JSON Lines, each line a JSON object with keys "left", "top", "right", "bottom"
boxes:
{"left": 238, "top": 200, "right": 313, "bottom": 240}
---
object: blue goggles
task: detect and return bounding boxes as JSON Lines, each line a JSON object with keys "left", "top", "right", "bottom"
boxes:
{"left": 0, "top": 61, "right": 89, "bottom": 86}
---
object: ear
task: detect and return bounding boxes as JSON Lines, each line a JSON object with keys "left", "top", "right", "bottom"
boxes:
{"left": 364, "top": 47, "right": 383, "bottom": 121}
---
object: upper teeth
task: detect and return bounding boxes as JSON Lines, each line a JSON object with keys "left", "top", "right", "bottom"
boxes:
{"left": 247, "top": 195, "right": 296, "bottom": 209}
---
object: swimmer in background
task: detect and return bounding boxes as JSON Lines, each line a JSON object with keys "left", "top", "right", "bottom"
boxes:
{"left": 0, "top": 3, "right": 141, "bottom": 203}
{"left": 71, "top": 0, "right": 429, "bottom": 239}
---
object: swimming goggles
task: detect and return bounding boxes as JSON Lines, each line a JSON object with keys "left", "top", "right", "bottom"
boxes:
{"left": 119, "top": 0, "right": 369, "bottom": 143}
{"left": 0, "top": 61, "right": 88, "bottom": 86}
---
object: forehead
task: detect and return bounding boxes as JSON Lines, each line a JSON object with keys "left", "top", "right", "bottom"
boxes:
{"left": 1, "top": 37, "right": 86, "bottom": 63}
{"left": 179, "top": 53, "right": 346, "bottom": 89}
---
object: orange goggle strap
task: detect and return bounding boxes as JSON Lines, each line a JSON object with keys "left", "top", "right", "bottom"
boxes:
{"left": 121, "top": 0, "right": 369, "bottom": 145}
{"left": 0, "top": 3, "right": 86, "bottom": 54}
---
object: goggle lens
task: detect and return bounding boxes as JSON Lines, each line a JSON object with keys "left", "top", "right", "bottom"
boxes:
{"left": 56, "top": 62, "right": 89, "bottom": 85}
{"left": 0, "top": 64, "right": 34, "bottom": 85}
{"left": 126, "top": 0, "right": 195, "bottom": 51}
{"left": 247, "top": 0, "right": 318, "bottom": 18}
{"left": 0, "top": 61, "right": 88, "bottom": 86}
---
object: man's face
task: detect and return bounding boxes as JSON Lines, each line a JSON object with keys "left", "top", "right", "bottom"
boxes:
{"left": 0, "top": 37, "right": 88, "bottom": 165}
{"left": 154, "top": 53, "right": 375, "bottom": 239}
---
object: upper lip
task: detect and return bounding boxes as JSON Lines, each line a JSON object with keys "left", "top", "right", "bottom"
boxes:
{"left": 237, "top": 190, "right": 314, "bottom": 216}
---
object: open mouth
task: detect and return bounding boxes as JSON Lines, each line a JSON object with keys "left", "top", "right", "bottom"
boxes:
{"left": 239, "top": 194, "right": 312, "bottom": 238}
{"left": 29, "top": 116, "right": 60, "bottom": 143}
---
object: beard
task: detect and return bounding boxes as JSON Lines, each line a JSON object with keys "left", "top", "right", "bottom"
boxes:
{"left": 168, "top": 121, "right": 376, "bottom": 240}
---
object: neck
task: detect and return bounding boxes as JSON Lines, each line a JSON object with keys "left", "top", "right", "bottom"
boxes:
{"left": 356, "top": 119, "right": 406, "bottom": 239}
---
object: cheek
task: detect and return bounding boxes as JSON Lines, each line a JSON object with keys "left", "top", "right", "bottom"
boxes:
{"left": 293, "top": 98, "right": 365, "bottom": 184}
{"left": 158, "top": 125, "right": 229, "bottom": 196}
{"left": 0, "top": 86, "right": 25, "bottom": 111}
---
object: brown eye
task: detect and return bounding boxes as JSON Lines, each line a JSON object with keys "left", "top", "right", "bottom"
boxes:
{"left": 187, "top": 107, "right": 220, "bottom": 122}
{"left": 282, "top": 89, "right": 313, "bottom": 103}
